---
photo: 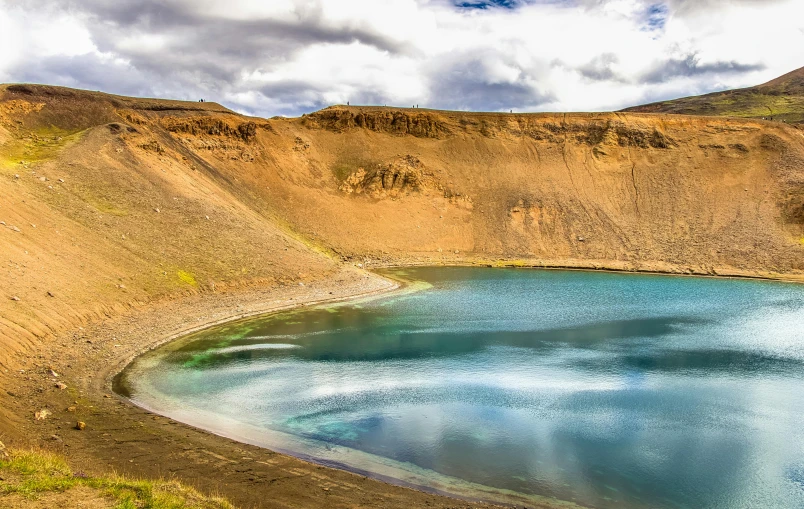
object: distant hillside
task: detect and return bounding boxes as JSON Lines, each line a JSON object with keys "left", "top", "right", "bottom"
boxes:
{"left": 623, "top": 66, "right": 804, "bottom": 123}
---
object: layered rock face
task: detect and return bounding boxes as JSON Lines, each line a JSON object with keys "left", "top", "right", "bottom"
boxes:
{"left": 279, "top": 106, "right": 803, "bottom": 275}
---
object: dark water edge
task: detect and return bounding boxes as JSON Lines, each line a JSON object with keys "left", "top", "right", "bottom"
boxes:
{"left": 117, "top": 267, "right": 804, "bottom": 509}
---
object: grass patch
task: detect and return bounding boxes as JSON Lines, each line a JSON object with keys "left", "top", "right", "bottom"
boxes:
{"left": 493, "top": 259, "right": 529, "bottom": 268}
{"left": 0, "top": 448, "right": 235, "bottom": 508}
{"left": 0, "top": 126, "right": 86, "bottom": 172}
{"left": 707, "top": 96, "right": 804, "bottom": 120}
{"left": 177, "top": 270, "right": 198, "bottom": 286}
{"left": 87, "top": 197, "right": 129, "bottom": 216}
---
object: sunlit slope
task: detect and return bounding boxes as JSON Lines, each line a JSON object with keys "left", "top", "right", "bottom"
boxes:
{"left": 0, "top": 84, "right": 340, "bottom": 362}
{"left": 1, "top": 83, "right": 803, "bottom": 362}
{"left": 267, "top": 107, "right": 804, "bottom": 273}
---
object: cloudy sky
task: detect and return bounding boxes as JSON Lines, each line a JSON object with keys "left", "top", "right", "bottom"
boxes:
{"left": 1, "top": 0, "right": 803, "bottom": 117}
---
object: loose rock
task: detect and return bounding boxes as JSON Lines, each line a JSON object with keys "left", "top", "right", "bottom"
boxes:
{"left": 75, "top": 421, "right": 86, "bottom": 430}
{"left": 55, "top": 382, "right": 67, "bottom": 390}
{"left": 34, "top": 409, "right": 51, "bottom": 420}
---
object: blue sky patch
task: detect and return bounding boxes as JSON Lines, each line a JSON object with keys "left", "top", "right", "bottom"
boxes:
{"left": 455, "top": 0, "right": 523, "bottom": 9}
{"left": 645, "top": 3, "right": 669, "bottom": 31}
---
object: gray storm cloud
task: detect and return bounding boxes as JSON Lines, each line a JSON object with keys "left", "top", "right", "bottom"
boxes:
{"left": 1, "top": 0, "right": 801, "bottom": 116}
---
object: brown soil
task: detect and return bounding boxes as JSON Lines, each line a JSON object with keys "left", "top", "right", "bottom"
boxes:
{"left": 1, "top": 82, "right": 803, "bottom": 508}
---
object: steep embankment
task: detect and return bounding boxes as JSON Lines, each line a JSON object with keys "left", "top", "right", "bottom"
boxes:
{"left": 0, "top": 84, "right": 341, "bottom": 368}
{"left": 266, "top": 107, "right": 804, "bottom": 274}
{"left": 622, "top": 65, "right": 804, "bottom": 123}
{"left": 2, "top": 84, "right": 804, "bottom": 370}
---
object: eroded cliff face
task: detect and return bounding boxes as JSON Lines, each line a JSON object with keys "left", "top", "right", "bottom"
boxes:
{"left": 302, "top": 108, "right": 450, "bottom": 138}
{"left": 1, "top": 87, "right": 803, "bottom": 365}
{"left": 269, "top": 107, "right": 804, "bottom": 274}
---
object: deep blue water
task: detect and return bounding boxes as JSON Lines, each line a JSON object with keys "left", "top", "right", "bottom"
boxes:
{"left": 118, "top": 268, "right": 804, "bottom": 508}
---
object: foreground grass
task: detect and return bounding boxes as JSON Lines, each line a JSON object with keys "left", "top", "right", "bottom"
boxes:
{"left": 0, "top": 448, "right": 235, "bottom": 509}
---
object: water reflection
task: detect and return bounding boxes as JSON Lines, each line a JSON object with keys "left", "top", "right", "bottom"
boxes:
{"left": 175, "top": 316, "right": 706, "bottom": 367}
{"left": 120, "top": 268, "right": 804, "bottom": 509}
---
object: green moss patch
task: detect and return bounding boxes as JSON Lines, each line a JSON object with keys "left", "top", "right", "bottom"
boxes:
{"left": 177, "top": 270, "right": 198, "bottom": 286}
{"left": 0, "top": 449, "right": 235, "bottom": 508}
{"left": 0, "top": 127, "right": 86, "bottom": 172}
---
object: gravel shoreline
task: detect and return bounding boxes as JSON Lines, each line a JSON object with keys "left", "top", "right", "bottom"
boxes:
{"left": 1, "top": 267, "right": 548, "bottom": 508}
{"left": 4, "top": 263, "right": 799, "bottom": 508}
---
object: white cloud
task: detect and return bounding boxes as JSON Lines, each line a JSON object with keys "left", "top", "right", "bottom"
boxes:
{"left": 1, "top": 0, "right": 802, "bottom": 116}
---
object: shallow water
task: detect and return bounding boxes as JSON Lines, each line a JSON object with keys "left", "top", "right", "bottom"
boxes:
{"left": 118, "top": 268, "right": 804, "bottom": 508}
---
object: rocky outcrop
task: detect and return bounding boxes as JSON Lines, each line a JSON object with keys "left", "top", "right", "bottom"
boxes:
{"left": 138, "top": 139, "right": 165, "bottom": 154}
{"left": 307, "top": 108, "right": 677, "bottom": 151}
{"left": 160, "top": 117, "right": 259, "bottom": 143}
{"left": 304, "top": 108, "right": 449, "bottom": 138}
{"left": 339, "top": 156, "right": 443, "bottom": 198}
{"left": 455, "top": 115, "right": 676, "bottom": 148}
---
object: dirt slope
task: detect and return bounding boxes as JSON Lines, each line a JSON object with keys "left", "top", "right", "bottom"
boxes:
{"left": 268, "top": 107, "right": 804, "bottom": 274}
{"left": 0, "top": 84, "right": 341, "bottom": 369}
{"left": 2, "top": 83, "right": 803, "bottom": 369}
{"left": 622, "top": 66, "right": 804, "bottom": 123}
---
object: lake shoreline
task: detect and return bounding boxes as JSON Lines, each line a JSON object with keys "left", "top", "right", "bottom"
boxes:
{"left": 1, "top": 267, "right": 527, "bottom": 509}
{"left": 371, "top": 257, "right": 804, "bottom": 285}
{"left": 3, "top": 263, "right": 801, "bottom": 509}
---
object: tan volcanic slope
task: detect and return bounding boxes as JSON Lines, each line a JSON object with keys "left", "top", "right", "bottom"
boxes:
{"left": 1, "top": 82, "right": 804, "bottom": 363}
{"left": 0, "top": 82, "right": 803, "bottom": 506}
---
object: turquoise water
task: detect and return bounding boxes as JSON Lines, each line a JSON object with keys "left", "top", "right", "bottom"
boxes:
{"left": 118, "top": 268, "right": 804, "bottom": 508}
